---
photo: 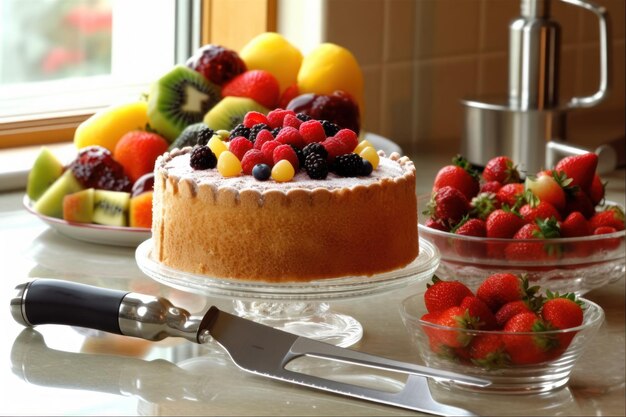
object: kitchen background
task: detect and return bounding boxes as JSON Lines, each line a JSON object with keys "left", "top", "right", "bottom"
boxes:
{"left": 278, "top": 0, "right": 625, "bottom": 157}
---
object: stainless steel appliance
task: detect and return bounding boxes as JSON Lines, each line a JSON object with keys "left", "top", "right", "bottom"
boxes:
{"left": 461, "top": 0, "right": 613, "bottom": 174}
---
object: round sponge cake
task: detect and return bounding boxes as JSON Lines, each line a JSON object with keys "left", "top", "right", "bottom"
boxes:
{"left": 152, "top": 147, "right": 418, "bottom": 282}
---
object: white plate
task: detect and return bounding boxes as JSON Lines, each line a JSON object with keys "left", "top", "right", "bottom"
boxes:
{"left": 23, "top": 195, "right": 151, "bottom": 247}
{"left": 364, "top": 132, "right": 403, "bottom": 155}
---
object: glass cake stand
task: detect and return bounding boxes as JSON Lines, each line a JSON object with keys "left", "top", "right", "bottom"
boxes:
{"left": 135, "top": 238, "right": 440, "bottom": 347}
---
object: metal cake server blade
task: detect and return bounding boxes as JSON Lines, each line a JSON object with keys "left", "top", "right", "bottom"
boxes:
{"left": 11, "top": 279, "right": 487, "bottom": 416}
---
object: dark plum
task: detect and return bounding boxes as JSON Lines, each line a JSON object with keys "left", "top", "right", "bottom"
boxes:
{"left": 186, "top": 44, "right": 246, "bottom": 86}
{"left": 131, "top": 173, "right": 155, "bottom": 197}
{"left": 286, "top": 90, "right": 360, "bottom": 134}
{"left": 69, "top": 146, "right": 131, "bottom": 192}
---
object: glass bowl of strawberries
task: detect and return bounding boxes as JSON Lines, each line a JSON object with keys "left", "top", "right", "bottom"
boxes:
{"left": 418, "top": 154, "right": 625, "bottom": 295}
{"left": 400, "top": 273, "right": 605, "bottom": 394}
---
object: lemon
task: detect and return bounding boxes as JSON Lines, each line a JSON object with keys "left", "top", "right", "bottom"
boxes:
{"left": 239, "top": 32, "right": 303, "bottom": 93}
{"left": 297, "top": 43, "right": 364, "bottom": 110}
{"left": 73, "top": 101, "right": 149, "bottom": 152}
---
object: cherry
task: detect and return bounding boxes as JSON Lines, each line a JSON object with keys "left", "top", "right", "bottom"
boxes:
{"left": 186, "top": 44, "right": 246, "bottom": 86}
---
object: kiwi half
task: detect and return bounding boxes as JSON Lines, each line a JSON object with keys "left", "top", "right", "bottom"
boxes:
{"left": 203, "top": 96, "right": 268, "bottom": 131}
{"left": 148, "top": 65, "right": 221, "bottom": 142}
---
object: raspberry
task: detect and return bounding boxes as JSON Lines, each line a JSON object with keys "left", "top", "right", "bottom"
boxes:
{"left": 241, "top": 149, "right": 267, "bottom": 175}
{"left": 249, "top": 123, "right": 271, "bottom": 142}
{"left": 243, "top": 111, "right": 269, "bottom": 128}
{"left": 303, "top": 142, "right": 328, "bottom": 160}
{"left": 190, "top": 145, "right": 217, "bottom": 170}
{"left": 260, "top": 140, "right": 281, "bottom": 165}
{"left": 334, "top": 129, "right": 358, "bottom": 152}
{"left": 230, "top": 123, "right": 250, "bottom": 139}
{"left": 304, "top": 153, "right": 328, "bottom": 180}
{"left": 253, "top": 129, "right": 274, "bottom": 150}
{"left": 273, "top": 144, "right": 300, "bottom": 170}
{"left": 299, "top": 119, "right": 326, "bottom": 145}
{"left": 333, "top": 153, "right": 363, "bottom": 177}
{"left": 275, "top": 126, "right": 305, "bottom": 149}
{"left": 282, "top": 113, "right": 302, "bottom": 129}
{"left": 228, "top": 136, "right": 253, "bottom": 161}
{"left": 321, "top": 120, "right": 340, "bottom": 137}
{"left": 322, "top": 137, "right": 351, "bottom": 163}
{"left": 267, "top": 108, "right": 295, "bottom": 129}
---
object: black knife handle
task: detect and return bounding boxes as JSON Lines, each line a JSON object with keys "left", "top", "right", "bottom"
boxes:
{"left": 12, "top": 279, "right": 129, "bottom": 335}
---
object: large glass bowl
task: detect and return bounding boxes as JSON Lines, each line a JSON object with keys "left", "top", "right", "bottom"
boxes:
{"left": 400, "top": 294, "right": 604, "bottom": 395}
{"left": 418, "top": 195, "right": 625, "bottom": 295}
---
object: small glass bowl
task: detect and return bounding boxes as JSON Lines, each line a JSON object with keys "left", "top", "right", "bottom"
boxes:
{"left": 418, "top": 195, "right": 626, "bottom": 295}
{"left": 400, "top": 294, "right": 604, "bottom": 395}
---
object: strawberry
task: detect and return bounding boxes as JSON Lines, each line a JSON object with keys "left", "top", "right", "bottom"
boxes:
{"left": 424, "top": 276, "right": 474, "bottom": 314}
{"left": 495, "top": 300, "right": 535, "bottom": 328}
{"left": 480, "top": 180, "right": 503, "bottom": 194}
{"left": 485, "top": 208, "right": 525, "bottom": 239}
{"left": 460, "top": 295, "right": 498, "bottom": 330}
{"left": 524, "top": 170, "right": 572, "bottom": 211}
{"left": 540, "top": 291, "right": 584, "bottom": 353}
{"left": 228, "top": 136, "right": 253, "bottom": 161}
{"left": 468, "top": 333, "right": 509, "bottom": 369}
{"left": 519, "top": 199, "right": 562, "bottom": 223}
{"left": 424, "top": 217, "right": 449, "bottom": 232}
{"left": 432, "top": 155, "right": 480, "bottom": 201}
{"left": 476, "top": 273, "right": 538, "bottom": 312}
{"left": 593, "top": 226, "right": 621, "bottom": 251}
{"left": 452, "top": 217, "right": 487, "bottom": 257}
{"left": 482, "top": 156, "right": 520, "bottom": 184}
{"left": 554, "top": 152, "right": 598, "bottom": 193}
{"left": 564, "top": 189, "right": 596, "bottom": 219}
{"left": 434, "top": 306, "right": 477, "bottom": 348}
{"left": 242, "top": 111, "right": 269, "bottom": 129}
{"left": 589, "top": 205, "right": 625, "bottom": 231}
{"left": 426, "top": 186, "right": 470, "bottom": 226}
{"left": 222, "top": 70, "right": 281, "bottom": 109}
{"left": 495, "top": 183, "right": 525, "bottom": 208}
{"left": 504, "top": 218, "right": 561, "bottom": 261}
{"left": 502, "top": 312, "right": 558, "bottom": 365}
{"left": 589, "top": 173, "right": 605, "bottom": 206}
{"left": 470, "top": 192, "right": 499, "bottom": 220}
{"left": 560, "top": 211, "right": 591, "bottom": 238}
{"left": 240, "top": 149, "right": 266, "bottom": 175}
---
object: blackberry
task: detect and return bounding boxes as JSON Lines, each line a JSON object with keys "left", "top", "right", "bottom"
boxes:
{"left": 271, "top": 127, "right": 282, "bottom": 137}
{"left": 190, "top": 145, "right": 217, "bottom": 170}
{"left": 230, "top": 123, "right": 250, "bottom": 139}
{"left": 304, "top": 153, "right": 328, "bottom": 180}
{"left": 302, "top": 142, "right": 328, "bottom": 160}
{"left": 296, "top": 112, "right": 312, "bottom": 122}
{"left": 249, "top": 123, "right": 270, "bottom": 142}
{"left": 333, "top": 153, "right": 362, "bottom": 177}
{"left": 360, "top": 159, "right": 373, "bottom": 176}
{"left": 320, "top": 120, "right": 340, "bottom": 137}
{"left": 195, "top": 126, "right": 216, "bottom": 146}
{"left": 289, "top": 144, "right": 306, "bottom": 168}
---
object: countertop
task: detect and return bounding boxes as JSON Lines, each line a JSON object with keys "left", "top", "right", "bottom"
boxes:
{"left": 1, "top": 153, "right": 624, "bottom": 416}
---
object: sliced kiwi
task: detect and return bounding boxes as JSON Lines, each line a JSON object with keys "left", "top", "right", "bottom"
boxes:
{"left": 33, "top": 170, "right": 84, "bottom": 218}
{"left": 148, "top": 65, "right": 221, "bottom": 142}
{"left": 203, "top": 97, "right": 269, "bottom": 131}
{"left": 27, "top": 147, "right": 65, "bottom": 201}
{"left": 93, "top": 190, "right": 130, "bottom": 227}
{"left": 168, "top": 122, "right": 215, "bottom": 151}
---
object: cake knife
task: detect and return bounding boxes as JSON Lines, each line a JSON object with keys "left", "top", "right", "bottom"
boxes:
{"left": 10, "top": 279, "right": 487, "bottom": 416}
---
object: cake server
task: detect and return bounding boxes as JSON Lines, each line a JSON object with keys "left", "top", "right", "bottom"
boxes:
{"left": 11, "top": 279, "right": 487, "bottom": 416}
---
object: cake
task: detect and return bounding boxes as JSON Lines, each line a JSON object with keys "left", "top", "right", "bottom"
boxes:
{"left": 152, "top": 146, "right": 418, "bottom": 282}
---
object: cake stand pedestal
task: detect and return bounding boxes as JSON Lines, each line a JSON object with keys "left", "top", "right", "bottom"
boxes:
{"left": 135, "top": 238, "right": 439, "bottom": 347}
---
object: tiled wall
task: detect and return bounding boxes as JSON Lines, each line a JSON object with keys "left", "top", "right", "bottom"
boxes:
{"left": 281, "top": 0, "right": 625, "bottom": 155}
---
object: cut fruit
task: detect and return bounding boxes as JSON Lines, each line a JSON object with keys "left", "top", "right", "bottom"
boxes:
{"left": 63, "top": 188, "right": 95, "bottom": 223}
{"left": 26, "top": 147, "right": 65, "bottom": 201}
{"left": 73, "top": 101, "right": 149, "bottom": 152}
{"left": 148, "top": 65, "right": 221, "bottom": 142}
{"left": 33, "top": 170, "right": 84, "bottom": 218}
{"left": 129, "top": 191, "right": 153, "bottom": 228}
{"left": 93, "top": 190, "right": 131, "bottom": 227}
{"left": 203, "top": 96, "right": 268, "bottom": 131}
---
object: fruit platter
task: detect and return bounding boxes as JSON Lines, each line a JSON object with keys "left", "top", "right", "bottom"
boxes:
{"left": 419, "top": 153, "right": 625, "bottom": 295}
{"left": 24, "top": 33, "right": 397, "bottom": 246}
